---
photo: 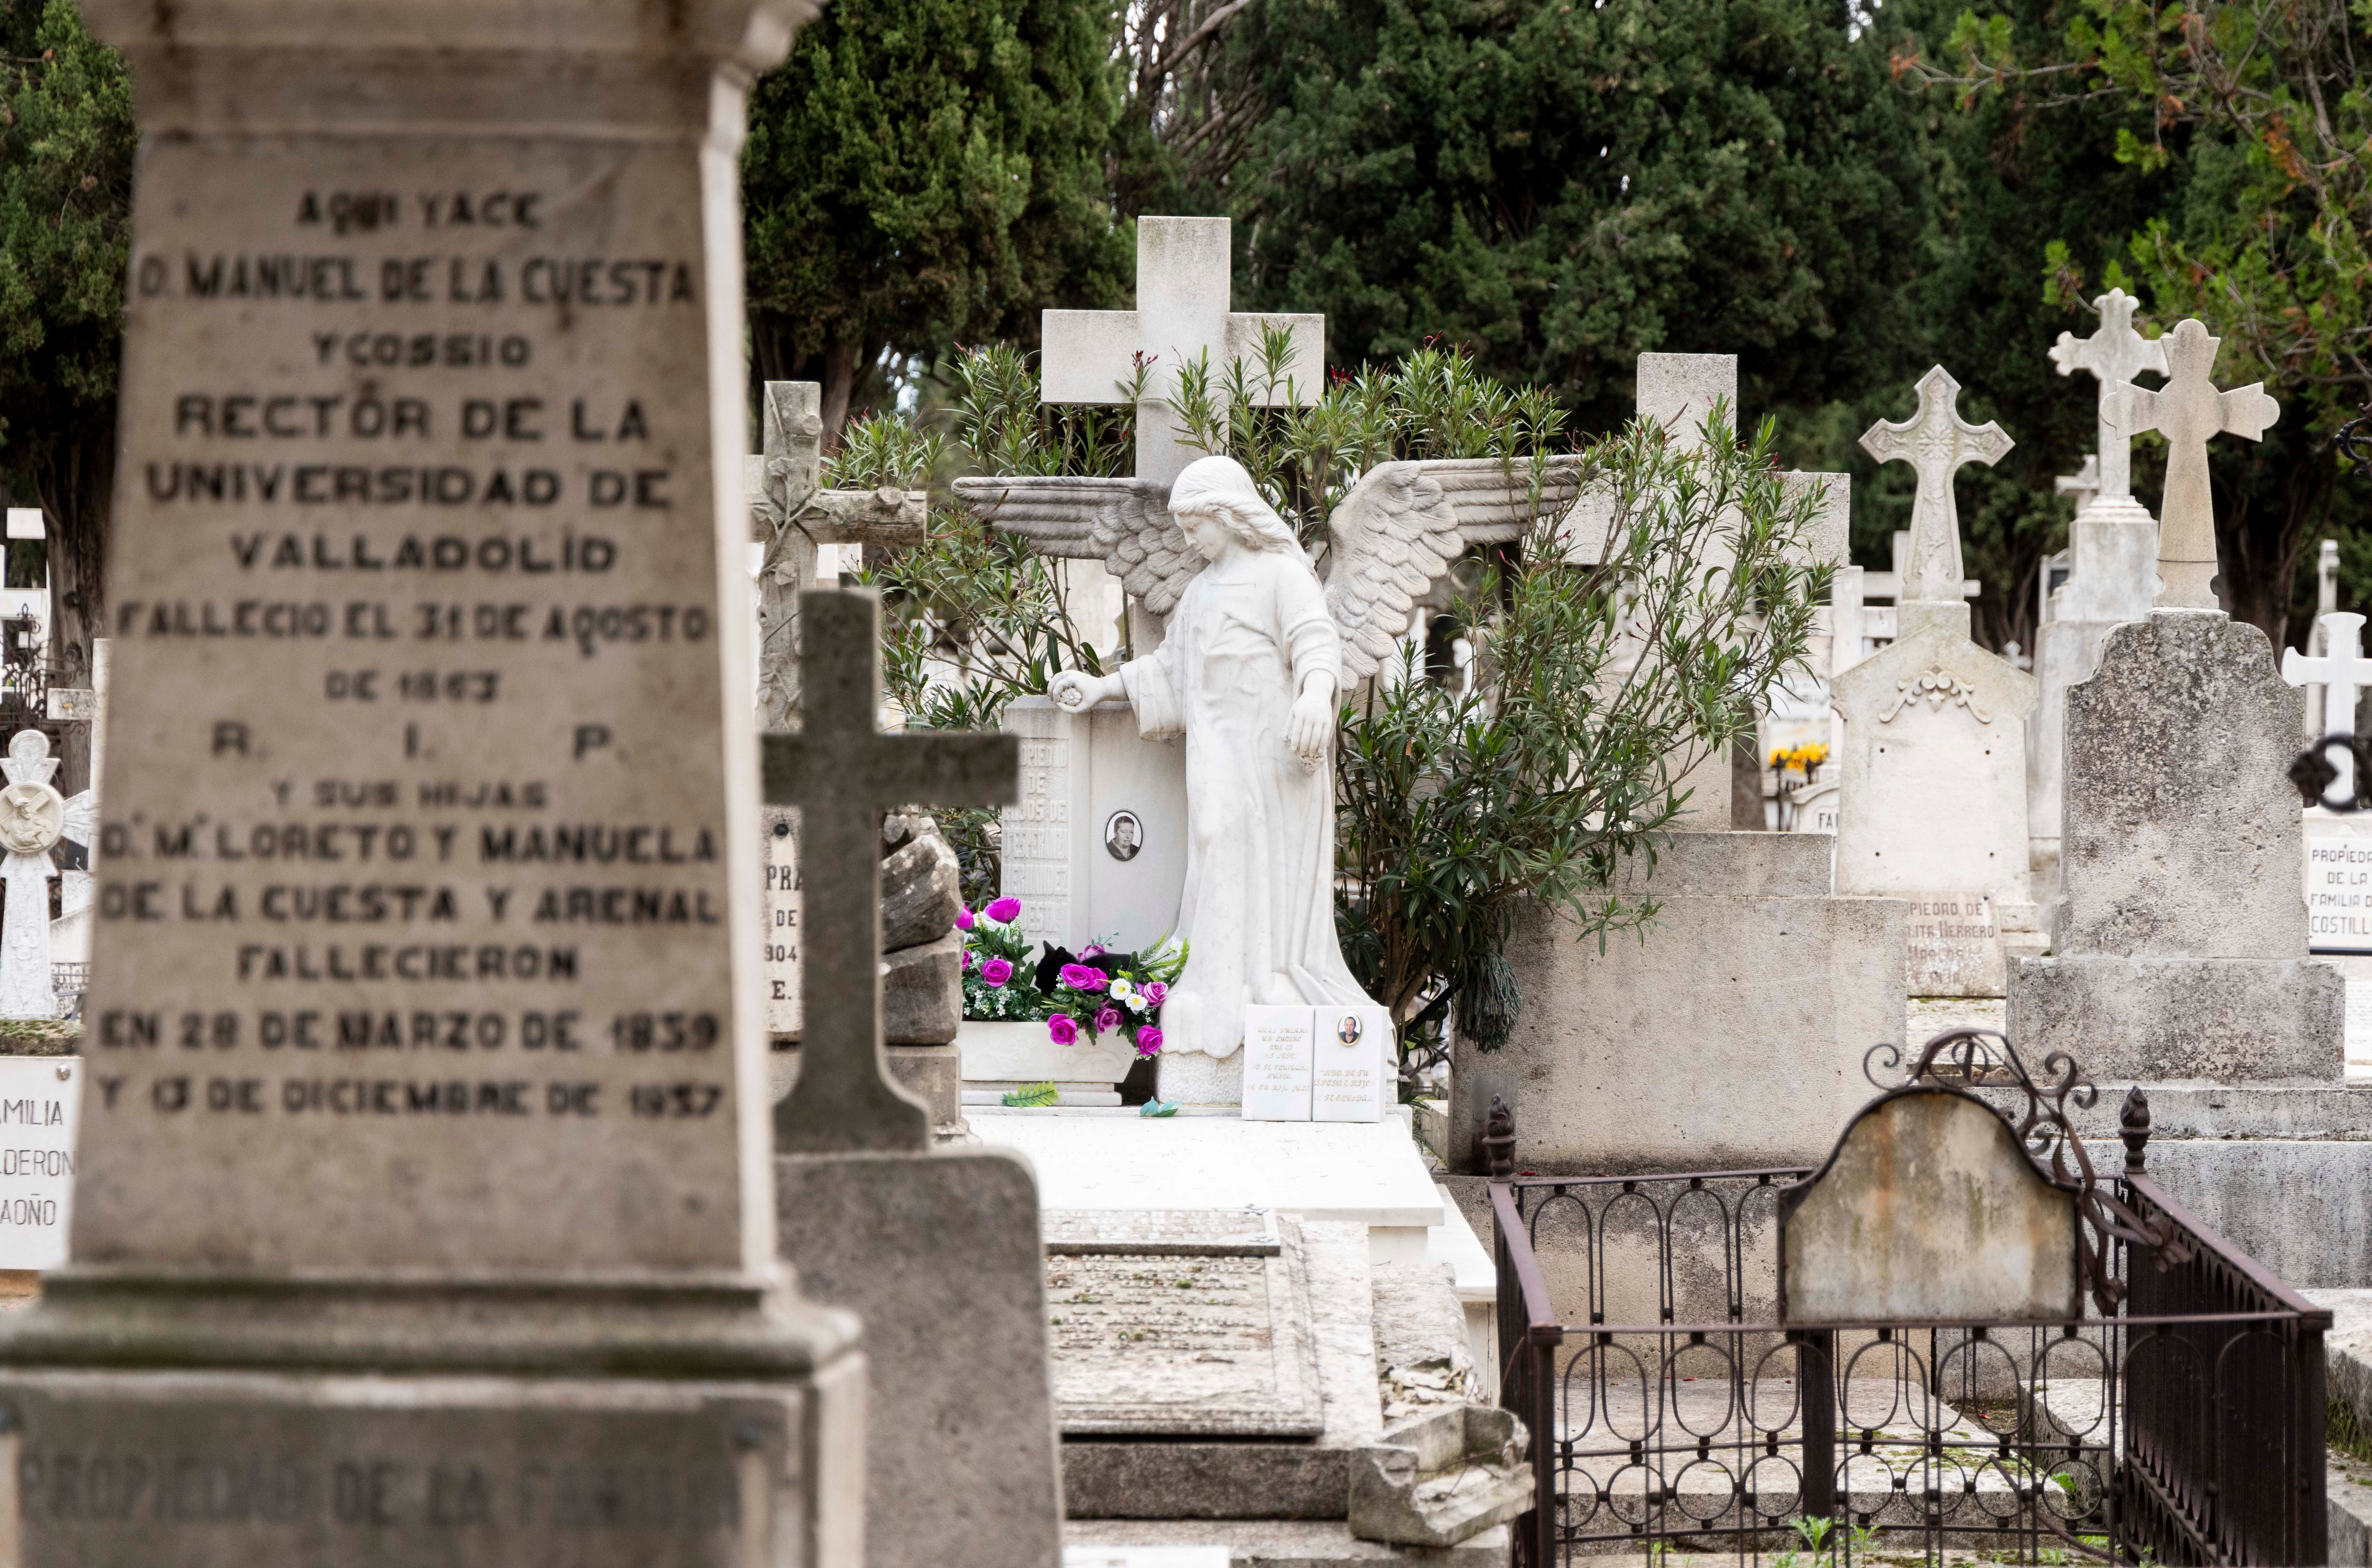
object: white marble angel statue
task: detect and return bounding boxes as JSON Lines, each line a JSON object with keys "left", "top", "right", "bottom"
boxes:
{"left": 965, "top": 449, "right": 1583, "bottom": 1084}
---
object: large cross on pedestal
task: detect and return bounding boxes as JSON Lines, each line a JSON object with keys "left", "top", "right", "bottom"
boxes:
{"left": 1859, "top": 366, "right": 2013, "bottom": 612}
{"left": 2050, "top": 288, "right": 2169, "bottom": 519}
{"left": 1042, "top": 216, "right": 1325, "bottom": 488}
{"left": 748, "top": 381, "right": 930, "bottom": 728}
{"left": 2285, "top": 611, "right": 2372, "bottom": 801}
{"left": 763, "top": 590, "right": 1019, "bottom": 1153}
{"left": 2115, "top": 318, "right": 2280, "bottom": 612}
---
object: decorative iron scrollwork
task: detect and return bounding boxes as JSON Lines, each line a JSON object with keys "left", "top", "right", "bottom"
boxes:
{"left": 1864, "top": 1028, "right": 2195, "bottom": 1314}
{"left": 2291, "top": 733, "right": 2372, "bottom": 811}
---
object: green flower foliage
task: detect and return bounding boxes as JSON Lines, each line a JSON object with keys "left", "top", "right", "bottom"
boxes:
{"left": 740, "top": 0, "right": 1131, "bottom": 426}
{"left": 0, "top": 0, "right": 133, "bottom": 680}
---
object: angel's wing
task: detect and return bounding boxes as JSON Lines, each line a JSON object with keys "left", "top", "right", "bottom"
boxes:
{"left": 60, "top": 789, "right": 93, "bottom": 851}
{"left": 951, "top": 475, "right": 1207, "bottom": 614}
{"left": 1323, "top": 456, "right": 1588, "bottom": 678}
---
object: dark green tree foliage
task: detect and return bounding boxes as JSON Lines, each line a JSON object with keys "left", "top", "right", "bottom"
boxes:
{"left": 1212, "top": 0, "right": 1933, "bottom": 429}
{"left": 0, "top": 0, "right": 132, "bottom": 726}
{"left": 1790, "top": 0, "right": 2183, "bottom": 651}
{"left": 740, "top": 0, "right": 1133, "bottom": 434}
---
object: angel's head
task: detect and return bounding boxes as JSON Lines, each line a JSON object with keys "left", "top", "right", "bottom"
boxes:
{"left": 1169, "top": 456, "right": 1297, "bottom": 561}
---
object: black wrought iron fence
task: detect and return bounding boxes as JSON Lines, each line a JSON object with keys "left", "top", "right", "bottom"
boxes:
{"left": 1493, "top": 1091, "right": 2328, "bottom": 1565}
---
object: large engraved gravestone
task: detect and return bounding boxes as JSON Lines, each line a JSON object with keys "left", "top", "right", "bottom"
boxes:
{"left": 0, "top": 3, "right": 867, "bottom": 1565}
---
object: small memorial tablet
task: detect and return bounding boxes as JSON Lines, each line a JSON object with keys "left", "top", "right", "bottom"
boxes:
{"left": 763, "top": 809, "right": 803, "bottom": 1034}
{"left": 1313, "top": 1004, "right": 1390, "bottom": 1124}
{"left": 0, "top": 1057, "right": 79, "bottom": 1270}
{"left": 2307, "top": 827, "right": 2372, "bottom": 954}
{"left": 1240, "top": 1004, "right": 1314, "bottom": 1121}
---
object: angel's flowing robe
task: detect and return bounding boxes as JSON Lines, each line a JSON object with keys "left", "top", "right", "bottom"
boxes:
{"left": 1118, "top": 544, "right": 1376, "bottom": 1062}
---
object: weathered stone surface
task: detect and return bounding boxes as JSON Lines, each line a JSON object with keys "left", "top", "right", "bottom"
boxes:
{"left": 2104, "top": 1137, "right": 2372, "bottom": 1288}
{"left": 1047, "top": 1211, "right": 1324, "bottom": 1439}
{"left": 886, "top": 1043, "right": 964, "bottom": 1131}
{"left": 882, "top": 829, "right": 961, "bottom": 950}
{"left": 1064, "top": 1519, "right": 1511, "bottom": 1566}
{"left": 1474, "top": 837, "right": 1908, "bottom": 1172}
{"left": 2010, "top": 954, "right": 2343, "bottom": 1082}
{"left": 1347, "top": 1406, "right": 1533, "bottom": 1549}
{"left": 0, "top": 5, "right": 870, "bottom": 1561}
{"left": 1780, "top": 1090, "right": 2077, "bottom": 1324}
{"left": 1061, "top": 1219, "right": 1381, "bottom": 1520}
{"left": 0, "top": 1368, "right": 859, "bottom": 1568}
{"left": 2058, "top": 611, "right": 2306, "bottom": 957}
{"left": 778, "top": 1150, "right": 1064, "bottom": 1568}
{"left": 883, "top": 929, "right": 963, "bottom": 1045}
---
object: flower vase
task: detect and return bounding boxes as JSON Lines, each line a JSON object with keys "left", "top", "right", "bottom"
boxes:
{"left": 959, "top": 1020, "right": 1136, "bottom": 1108}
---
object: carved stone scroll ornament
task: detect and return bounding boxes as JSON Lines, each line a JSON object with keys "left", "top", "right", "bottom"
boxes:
{"left": 1878, "top": 665, "right": 1993, "bottom": 724}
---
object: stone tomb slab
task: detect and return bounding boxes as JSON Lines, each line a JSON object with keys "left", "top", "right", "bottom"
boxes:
{"left": 1045, "top": 1208, "right": 1324, "bottom": 1439}
{"left": 0, "top": 1370, "right": 811, "bottom": 1568}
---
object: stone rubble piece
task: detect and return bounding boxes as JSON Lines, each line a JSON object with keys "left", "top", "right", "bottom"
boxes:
{"left": 1347, "top": 1404, "right": 1535, "bottom": 1549}
{"left": 883, "top": 829, "right": 962, "bottom": 952}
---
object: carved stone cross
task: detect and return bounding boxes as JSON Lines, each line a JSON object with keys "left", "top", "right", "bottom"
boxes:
{"left": 0, "top": 730, "right": 86, "bottom": 1020}
{"left": 763, "top": 590, "right": 1018, "bottom": 1153}
{"left": 1042, "top": 216, "right": 1324, "bottom": 487}
{"left": 2114, "top": 318, "right": 2280, "bottom": 611}
{"left": 2049, "top": 288, "right": 2169, "bottom": 514}
{"left": 2285, "top": 611, "right": 2372, "bottom": 801}
{"left": 1859, "top": 366, "right": 2013, "bottom": 609}
{"left": 748, "top": 381, "right": 929, "bottom": 727}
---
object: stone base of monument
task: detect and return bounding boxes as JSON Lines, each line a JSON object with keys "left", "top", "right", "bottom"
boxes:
{"left": 1155, "top": 1047, "right": 1244, "bottom": 1108}
{"left": 0, "top": 1274, "right": 865, "bottom": 1567}
{"left": 1063, "top": 1521, "right": 1510, "bottom": 1564}
{"left": 2011, "top": 954, "right": 2345, "bottom": 1082}
{"left": 777, "top": 1149, "right": 1064, "bottom": 1568}
{"left": 961, "top": 1020, "right": 1136, "bottom": 1107}
{"left": 2064, "top": 1083, "right": 2372, "bottom": 1289}
{"left": 1459, "top": 832, "right": 1908, "bottom": 1173}
{"left": 772, "top": 1040, "right": 972, "bottom": 1140}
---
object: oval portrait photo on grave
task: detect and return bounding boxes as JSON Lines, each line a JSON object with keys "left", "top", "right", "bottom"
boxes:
{"left": 1103, "top": 809, "right": 1143, "bottom": 863}
{"left": 1335, "top": 1014, "right": 1362, "bottom": 1047}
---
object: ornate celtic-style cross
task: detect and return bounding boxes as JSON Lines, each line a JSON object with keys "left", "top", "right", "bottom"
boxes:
{"left": 2115, "top": 318, "right": 2280, "bottom": 612}
{"left": 749, "top": 382, "right": 928, "bottom": 729}
{"left": 1859, "top": 366, "right": 2013, "bottom": 608}
{"left": 2049, "top": 289, "right": 2169, "bottom": 513}
{"left": 762, "top": 590, "right": 1018, "bottom": 1154}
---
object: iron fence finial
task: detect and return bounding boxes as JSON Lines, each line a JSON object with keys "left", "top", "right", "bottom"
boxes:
{"left": 2121, "top": 1084, "right": 2151, "bottom": 1174}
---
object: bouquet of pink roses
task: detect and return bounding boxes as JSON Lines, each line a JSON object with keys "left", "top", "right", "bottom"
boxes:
{"left": 1042, "top": 941, "right": 1185, "bottom": 1058}
{"left": 958, "top": 896, "right": 1049, "bottom": 1021}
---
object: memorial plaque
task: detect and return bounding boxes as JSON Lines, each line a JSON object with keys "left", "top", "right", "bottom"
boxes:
{"left": 2307, "top": 826, "right": 2372, "bottom": 954}
{"left": 1313, "top": 1004, "right": 1391, "bottom": 1124}
{"left": 763, "top": 809, "right": 803, "bottom": 1035}
{"left": 0, "top": 1056, "right": 81, "bottom": 1270}
{"left": 1042, "top": 1208, "right": 1323, "bottom": 1438}
{"left": 1239, "top": 1005, "right": 1314, "bottom": 1122}
{"left": 1903, "top": 891, "right": 2006, "bottom": 995}
{"left": 81, "top": 118, "right": 755, "bottom": 1273}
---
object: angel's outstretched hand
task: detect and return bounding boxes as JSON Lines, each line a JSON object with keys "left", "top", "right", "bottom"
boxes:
{"left": 1050, "top": 670, "right": 1122, "bottom": 713}
{"left": 1286, "top": 677, "right": 1336, "bottom": 768}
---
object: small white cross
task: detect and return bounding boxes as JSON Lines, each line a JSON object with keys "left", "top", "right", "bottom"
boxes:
{"left": 2050, "top": 289, "right": 2168, "bottom": 508}
{"left": 2115, "top": 318, "right": 2279, "bottom": 611}
{"left": 1859, "top": 367, "right": 2013, "bottom": 606}
{"left": 1041, "top": 217, "right": 1323, "bottom": 486}
{"left": 2285, "top": 610, "right": 2372, "bottom": 801}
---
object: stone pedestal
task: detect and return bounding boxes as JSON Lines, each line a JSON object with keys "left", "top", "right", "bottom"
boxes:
{"left": 777, "top": 1151, "right": 1064, "bottom": 1568}
{"left": 1467, "top": 833, "right": 1907, "bottom": 1173}
{"left": 0, "top": 3, "right": 868, "bottom": 1562}
{"left": 2014, "top": 611, "right": 2354, "bottom": 1280}
{"left": 2027, "top": 503, "right": 2159, "bottom": 908}
{"left": 1834, "top": 604, "right": 2041, "bottom": 996}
